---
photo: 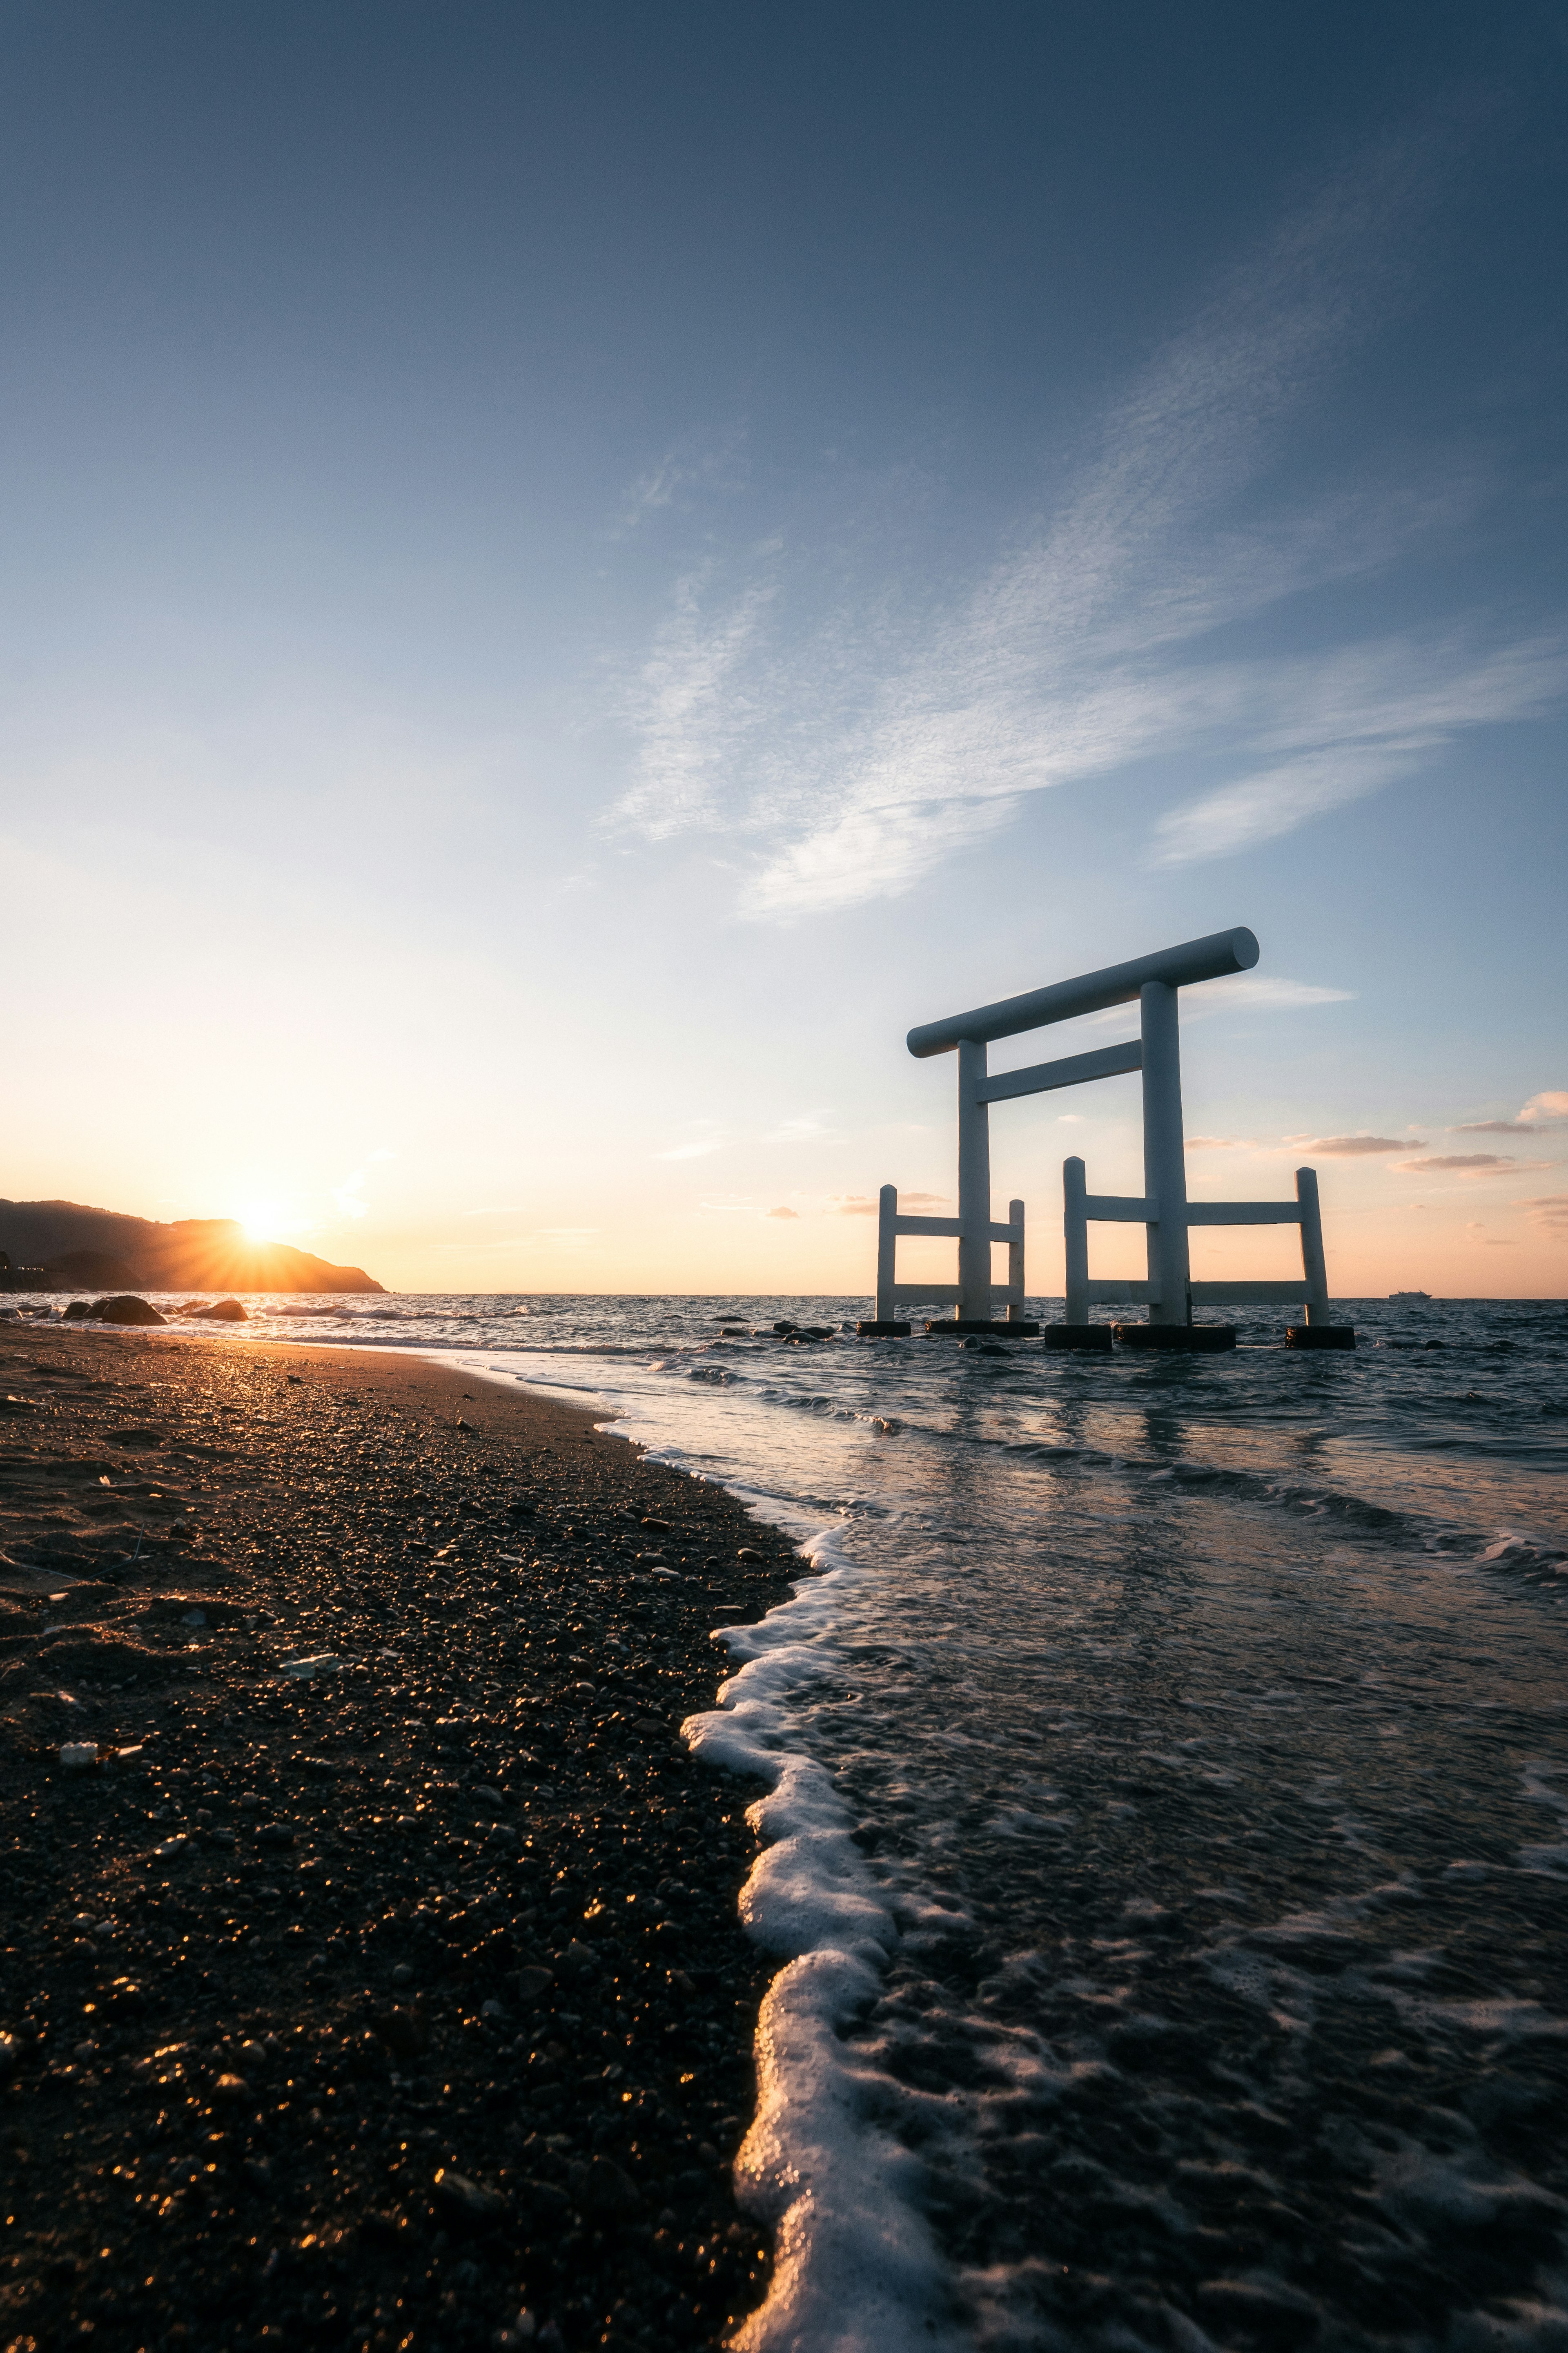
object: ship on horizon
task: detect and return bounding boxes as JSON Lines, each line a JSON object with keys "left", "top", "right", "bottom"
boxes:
{"left": 1390, "top": 1289, "right": 1432, "bottom": 1301}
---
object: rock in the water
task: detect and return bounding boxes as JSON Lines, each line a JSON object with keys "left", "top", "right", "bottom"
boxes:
{"left": 192, "top": 1298, "right": 247, "bottom": 1322}
{"left": 92, "top": 1295, "right": 167, "bottom": 1327}
{"left": 431, "top": 2167, "right": 507, "bottom": 2227}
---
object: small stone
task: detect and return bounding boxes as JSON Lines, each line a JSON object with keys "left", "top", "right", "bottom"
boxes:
{"left": 737, "top": 1547, "right": 763, "bottom": 1562}
{"left": 60, "top": 1742, "right": 99, "bottom": 1770}
{"left": 213, "top": 2072, "right": 252, "bottom": 2104}
{"left": 0, "top": 2034, "right": 18, "bottom": 2081}
{"left": 242, "top": 2157, "right": 272, "bottom": 2189}
{"left": 513, "top": 1966, "right": 554, "bottom": 2004}
{"left": 432, "top": 2168, "right": 507, "bottom": 2228}
{"left": 371, "top": 2005, "right": 430, "bottom": 2060}
{"left": 390, "top": 1963, "right": 416, "bottom": 1989}
{"left": 255, "top": 1824, "right": 296, "bottom": 1849}
{"left": 582, "top": 2156, "right": 639, "bottom": 2218}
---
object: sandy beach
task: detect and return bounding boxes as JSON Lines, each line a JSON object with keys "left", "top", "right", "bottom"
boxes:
{"left": 0, "top": 1322, "right": 806, "bottom": 2353}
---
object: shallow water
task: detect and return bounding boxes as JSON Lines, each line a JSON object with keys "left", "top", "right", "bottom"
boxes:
{"left": 12, "top": 1288, "right": 1567, "bottom": 2347}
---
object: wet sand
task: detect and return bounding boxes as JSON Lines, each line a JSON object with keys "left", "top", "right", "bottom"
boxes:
{"left": 0, "top": 1322, "right": 805, "bottom": 2353}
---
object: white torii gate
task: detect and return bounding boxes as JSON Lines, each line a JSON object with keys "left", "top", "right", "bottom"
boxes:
{"left": 869, "top": 926, "right": 1351, "bottom": 1349}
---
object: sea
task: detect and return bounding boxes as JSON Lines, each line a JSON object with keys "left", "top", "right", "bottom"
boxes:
{"left": 12, "top": 1288, "right": 1568, "bottom": 2351}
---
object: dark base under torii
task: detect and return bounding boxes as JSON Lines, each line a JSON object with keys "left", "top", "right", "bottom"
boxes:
{"left": 1114, "top": 1323, "right": 1237, "bottom": 1352}
{"left": 922, "top": 1319, "right": 1041, "bottom": 1338}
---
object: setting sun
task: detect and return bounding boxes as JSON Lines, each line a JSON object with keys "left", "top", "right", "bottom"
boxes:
{"left": 236, "top": 1201, "right": 283, "bottom": 1242}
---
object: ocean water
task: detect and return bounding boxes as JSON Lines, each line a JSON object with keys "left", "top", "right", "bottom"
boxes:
{"left": 12, "top": 1289, "right": 1568, "bottom": 2351}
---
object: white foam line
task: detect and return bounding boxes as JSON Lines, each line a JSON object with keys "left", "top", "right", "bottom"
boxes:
{"left": 419, "top": 1343, "right": 971, "bottom": 2349}
{"left": 686, "top": 1535, "right": 968, "bottom": 2353}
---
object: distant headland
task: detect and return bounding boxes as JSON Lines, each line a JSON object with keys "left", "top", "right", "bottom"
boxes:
{"left": 0, "top": 1198, "right": 384, "bottom": 1294}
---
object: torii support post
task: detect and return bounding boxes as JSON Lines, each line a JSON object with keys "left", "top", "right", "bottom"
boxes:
{"left": 1286, "top": 1166, "right": 1356, "bottom": 1347}
{"left": 1140, "top": 979, "right": 1190, "bottom": 1327}
{"left": 1045, "top": 1154, "right": 1112, "bottom": 1349}
{"left": 956, "top": 1039, "right": 992, "bottom": 1324}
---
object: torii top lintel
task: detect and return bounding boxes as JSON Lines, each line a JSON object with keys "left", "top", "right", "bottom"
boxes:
{"left": 904, "top": 926, "right": 1260, "bottom": 1060}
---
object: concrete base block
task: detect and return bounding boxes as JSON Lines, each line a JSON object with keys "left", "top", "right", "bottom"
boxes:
{"left": 923, "top": 1320, "right": 1042, "bottom": 1338}
{"left": 1042, "top": 1324, "right": 1114, "bottom": 1352}
{"left": 1114, "top": 1323, "right": 1237, "bottom": 1352}
{"left": 1285, "top": 1324, "right": 1356, "bottom": 1349}
{"left": 855, "top": 1319, "right": 912, "bottom": 1337}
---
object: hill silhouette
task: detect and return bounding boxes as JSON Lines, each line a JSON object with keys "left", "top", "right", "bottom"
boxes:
{"left": 0, "top": 1200, "right": 384, "bottom": 1294}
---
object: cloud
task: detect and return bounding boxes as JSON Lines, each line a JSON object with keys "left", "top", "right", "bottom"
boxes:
{"left": 1521, "top": 1195, "right": 1568, "bottom": 1229}
{"left": 615, "top": 428, "right": 748, "bottom": 532}
{"left": 332, "top": 1170, "right": 370, "bottom": 1218}
{"left": 612, "top": 114, "right": 1562, "bottom": 916}
{"left": 1149, "top": 635, "right": 1564, "bottom": 867}
{"left": 833, "top": 1195, "right": 878, "bottom": 1215}
{"left": 1454, "top": 1090, "right": 1568, "bottom": 1135}
{"left": 1186, "top": 976, "right": 1355, "bottom": 1018}
{"left": 1187, "top": 1136, "right": 1248, "bottom": 1150}
{"left": 1297, "top": 1135, "right": 1425, "bottom": 1155}
{"left": 615, "top": 574, "right": 775, "bottom": 840}
{"left": 766, "top": 1206, "right": 800, "bottom": 1220}
{"left": 654, "top": 1125, "right": 728, "bottom": 1161}
{"left": 1393, "top": 1153, "right": 1520, "bottom": 1173}
{"left": 1082, "top": 973, "right": 1352, "bottom": 1034}
{"left": 898, "top": 1190, "right": 950, "bottom": 1207}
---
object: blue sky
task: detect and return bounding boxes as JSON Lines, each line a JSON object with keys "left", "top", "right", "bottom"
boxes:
{"left": 3, "top": 1, "right": 1565, "bottom": 1294}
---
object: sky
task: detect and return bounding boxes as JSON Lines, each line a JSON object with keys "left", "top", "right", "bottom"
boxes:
{"left": 2, "top": 0, "right": 1565, "bottom": 1298}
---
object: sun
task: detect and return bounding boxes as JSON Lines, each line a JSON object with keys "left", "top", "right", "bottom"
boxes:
{"left": 236, "top": 1201, "right": 283, "bottom": 1243}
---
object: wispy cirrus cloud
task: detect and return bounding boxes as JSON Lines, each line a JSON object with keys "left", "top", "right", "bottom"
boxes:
{"left": 615, "top": 427, "right": 748, "bottom": 534}
{"left": 610, "top": 113, "right": 1563, "bottom": 918}
{"left": 616, "top": 573, "right": 775, "bottom": 840}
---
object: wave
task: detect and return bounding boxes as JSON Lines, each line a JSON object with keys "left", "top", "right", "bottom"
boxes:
{"left": 685, "top": 1534, "right": 970, "bottom": 2353}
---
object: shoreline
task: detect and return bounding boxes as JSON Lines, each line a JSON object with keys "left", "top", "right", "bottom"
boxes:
{"left": 0, "top": 1324, "right": 808, "bottom": 2353}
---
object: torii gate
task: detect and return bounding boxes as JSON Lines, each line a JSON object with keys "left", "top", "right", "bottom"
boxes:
{"left": 864, "top": 926, "right": 1353, "bottom": 1350}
